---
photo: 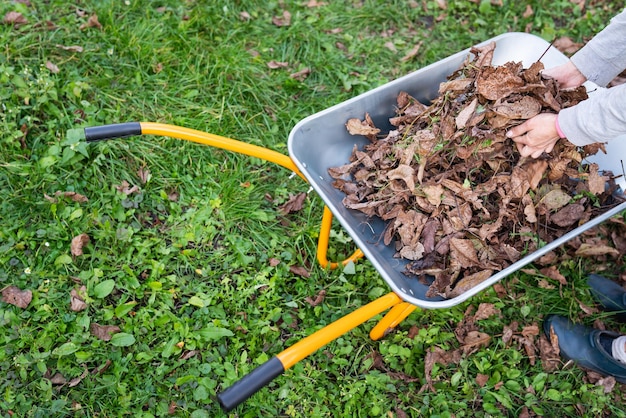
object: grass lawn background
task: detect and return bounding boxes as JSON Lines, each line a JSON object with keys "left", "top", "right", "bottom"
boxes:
{"left": 1, "top": 1, "right": 625, "bottom": 416}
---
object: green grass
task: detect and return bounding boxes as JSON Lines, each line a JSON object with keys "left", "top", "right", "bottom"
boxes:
{"left": 1, "top": 0, "right": 625, "bottom": 416}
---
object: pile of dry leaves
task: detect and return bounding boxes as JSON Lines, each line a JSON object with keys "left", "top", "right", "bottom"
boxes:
{"left": 329, "top": 42, "right": 624, "bottom": 299}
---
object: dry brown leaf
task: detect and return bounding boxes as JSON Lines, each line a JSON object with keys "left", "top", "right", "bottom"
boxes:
{"left": 575, "top": 243, "right": 620, "bottom": 257}
{"left": 474, "top": 303, "right": 499, "bottom": 321}
{"left": 290, "top": 68, "right": 311, "bottom": 81}
{"left": 137, "top": 167, "right": 151, "bottom": 184}
{"left": 462, "top": 330, "right": 491, "bottom": 353}
{"left": 3, "top": 11, "right": 28, "bottom": 25}
{"left": 587, "top": 163, "right": 607, "bottom": 195}
{"left": 401, "top": 41, "right": 423, "bottom": 62}
{"left": 46, "top": 61, "right": 60, "bottom": 74}
{"left": 539, "top": 331, "right": 561, "bottom": 372}
{"left": 269, "top": 258, "right": 281, "bottom": 267}
{"left": 272, "top": 10, "right": 291, "bottom": 27}
{"left": 306, "top": 0, "right": 328, "bottom": 6}
{"left": 115, "top": 180, "right": 140, "bottom": 195}
{"left": 44, "top": 191, "right": 89, "bottom": 203}
{"left": 267, "top": 60, "right": 289, "bottom": 69}
{"left": 475, "top": 373, "right": 489, "bottom": 387}
{"left": 71, "top": 233, "right": 90, "bottom": 256}
{"left": 447, "top": 270, "right": 493, "bottom": 299}
{"left": 90, "top": 323, "right": 121, "bottom": 341}
{"left": 79, "top": 14, "right": 102, "bottom": 30}
{"left": 553, "top": 36, "right": 582, "bottom": 55}
{"left": 68, "top": 366, "right": 89, "bottom": 387}
{"left": 540, "top": 266, "right": 567, "bottom": 285}
{"left": 522, "top": 4, "right": 533, "bottom": 18}
{"left": 345, "top": 117, "right": 380, "bottom": 137}
{"left": 49, "top": 372, "right": 67, "bottom": 385}
{"left": 70, "top": 286, "right": 88, "bottom": 312}
{"left": 1, "top": 286, "right": 32, "bottom": 309}
{"left": 540, "top": 188, "right": 571, "bottom": 211}
{"left": 289, "top": 265, "right": 310, "bottom": 278}
{"left": 279, "top": 192, "right": 307, "bottom": 214}
{"left": 305, "top": 289, "right": 326, "bottom": 307}
{"left": 56, "top": 44, "right": 84, "bottom": 53}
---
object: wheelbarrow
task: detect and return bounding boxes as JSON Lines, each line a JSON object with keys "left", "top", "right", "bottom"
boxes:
{"left": 82, "top": 32, "right": 626, "bottom": 412}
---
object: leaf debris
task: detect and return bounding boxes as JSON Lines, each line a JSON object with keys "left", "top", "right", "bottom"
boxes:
{"left": 330, "top": 42, "right": 624, "bottom": 299}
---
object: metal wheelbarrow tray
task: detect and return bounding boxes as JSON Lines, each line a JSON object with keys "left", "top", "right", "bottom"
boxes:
{"left": 83, "top": 32, "right": 626, "bottom": 411}
{"left": 289, "top": 31, "right": 626, "bottom": 310}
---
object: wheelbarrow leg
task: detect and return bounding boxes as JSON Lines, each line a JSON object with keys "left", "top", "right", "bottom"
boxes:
{"left": 369, "top": 302, "right": 418, "bottom": 341}
{"left": 216, "top": 292, "right": 403, "bottom": 411}
{"left": 317, "top": 206, "right": 364, "bottom": 269}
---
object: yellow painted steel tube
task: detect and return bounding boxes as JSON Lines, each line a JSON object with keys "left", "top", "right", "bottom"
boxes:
{"left": 369, "top": 302, "right": 418, "bottom": 341}
{"left": 276, "top": 291, "right": 402, "bottom": 369}
{"left": 139, "top": 122, "right": 305, "bottom": 180}
{"left": 317, "top": 206, "right": 364, "bottom": 269}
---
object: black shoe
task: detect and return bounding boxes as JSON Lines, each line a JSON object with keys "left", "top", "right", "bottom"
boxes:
{"left": 543, "top": 314, "right": 626, "bottom": 383}
{"left": 587, "top": 274, "right": 626, "bottom": 321}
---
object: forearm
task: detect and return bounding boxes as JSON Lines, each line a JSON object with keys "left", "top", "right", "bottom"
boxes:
{"left": 558, "top": 84, "right": 626, "bottom": 146}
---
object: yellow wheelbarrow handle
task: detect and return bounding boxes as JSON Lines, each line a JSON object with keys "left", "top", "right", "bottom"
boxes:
{"left": 216, "top": 292, "right": 403, "bottom": 411}
{"left": 84, "top": 121, "right": 305, "bottom": 179}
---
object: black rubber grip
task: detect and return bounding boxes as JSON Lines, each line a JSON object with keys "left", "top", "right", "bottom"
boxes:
{"left": 217, "top": 356, "right": 285, "bottom": 412}
{"left": 84, "top": 122, "right": 142, "bottom": 142}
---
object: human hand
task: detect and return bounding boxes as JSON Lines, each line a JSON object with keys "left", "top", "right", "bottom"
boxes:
{"left": 506, "top": 113, "right": 562, "bottom": 158}
{"left": 542, "top": 61, "right": 587, "bottom": 89}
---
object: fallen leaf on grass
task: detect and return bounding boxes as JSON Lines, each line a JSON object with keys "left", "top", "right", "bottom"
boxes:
{"left": 68, "top": 366, "right": 89, "bottom": 388}
{"left": 290, "top": 67, "right": 311, "bottom": 81}
{"left": 56, "top": 44, "right": 84, "bottom": 53}
{"left": 461, "top": 330, "right": 491, "bottom": 354}
{"left": 305, "top": 289, "right": 326, "bottom": 306}
{"left": 115, "top": 180, "right": 140, "bottom": 195}
{"left": 267, "top": 60, "right": 289, "bottom": 69}
{"left": 539, "top": 329, "right": 561, "bottom": 372}
{"left": 180, "top": 350, "right": 199, "bottom": 360}
{"left": 49, "top": 372, "right": 67, "bottom": 385}
{"left": 137, "top": 167, "right": 151, "bottom": 184}
{"left": 553, "top": 36, "right": 582, "bottom": 55}
{"left": 279, "top": 192, "right": 307, "bottom": 214}
{"left": 46, "top": 61, "right": 60, "bottom": 74}
{"left": 596, "top": 376, "right": 617, "bottom": 394}
{"left": 540, "top": 266, "right": 567, "bottom": 285}
{"left": 475, "top": 373, "right": 489, "bottom": 387}
{"left": 422, "top": 346, "right": 462, "bottom": 392}
{"left": 575, "top": 243, "right": 620, "bottom": 257}
{"left": 1, "top": 286, "right": 32, "bottom": 308}
{"left": 3, "top": 12, "right": 28, "bottom": 25}
{"left": 268, "top": 257, "right": 281, "bottom": 267}
{"left": 79, "top": 14, "right": 102, "bottom": 30}
{"left": 272, "top": 10, "right": 291, "bottom": 27}
{"left": 473, "top": 303, "right": 499, "bottom": 321}
{"left": 306, "top": 0, "right": 327, "bottom": 6}
{"left": 289, "top": 265, "right": 310, "bottom": 278}
{"left": 70, "top": 286, "right": 88, "bottom": 312}
{"left": 44, "top": 191, "right": 89, "bottom": 203}
{"left": 401, "top": 41, "right": 423, "bottom": 62}
{"left": 90, "top": 323, "right": 121, "bottom": 341}
{"left": 71, "top": 233, "right": 90, "bottom": 256}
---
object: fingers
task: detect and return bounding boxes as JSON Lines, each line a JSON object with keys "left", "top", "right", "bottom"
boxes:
{"left": 506, "top": 120, "right": 531, "bottom": 140}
